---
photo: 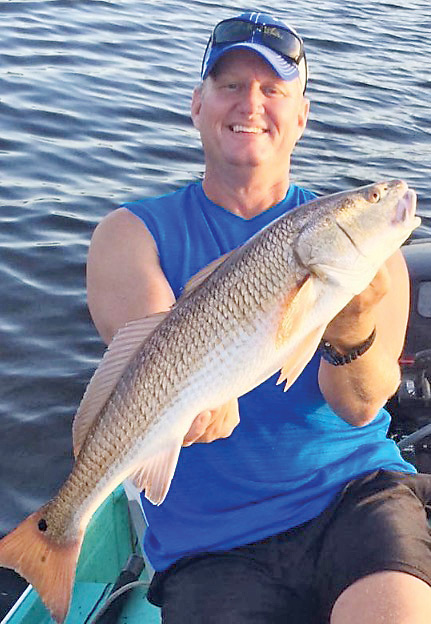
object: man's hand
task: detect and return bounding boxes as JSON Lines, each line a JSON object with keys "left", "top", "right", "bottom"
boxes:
{"left": 182, "top": 398, "right": 240, "bottom": 446}
{"left": 322, "top": 265, "right": 391, "bottom": 350}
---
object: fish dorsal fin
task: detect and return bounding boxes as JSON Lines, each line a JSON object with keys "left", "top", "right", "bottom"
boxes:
{"left": 129, "top": 438, "right": 183, "bottom": 506}
{"left": 179, "top": 250, "right": 235, "bottom": 299}
{"left": 72, "top": 312, "right": 168, "bottom": 457}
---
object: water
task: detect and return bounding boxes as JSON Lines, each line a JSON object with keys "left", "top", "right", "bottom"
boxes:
{"left": 0, "top": 0, "right": 430, "bottom": 615}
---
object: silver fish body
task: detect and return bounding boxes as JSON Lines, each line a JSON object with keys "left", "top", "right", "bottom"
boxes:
{"left": 0, "top": 179, "right": 419, "bottom": 622}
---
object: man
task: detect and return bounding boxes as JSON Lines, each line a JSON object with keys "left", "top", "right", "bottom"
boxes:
{"left": 87, "top": 11, "right": 431, "bottom": 623}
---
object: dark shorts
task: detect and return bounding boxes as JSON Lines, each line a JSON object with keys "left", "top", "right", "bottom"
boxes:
{"left": 147, "top": 470, "right": 431, "bottom": 623}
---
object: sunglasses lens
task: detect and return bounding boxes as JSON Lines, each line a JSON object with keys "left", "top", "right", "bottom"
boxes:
{"left": 213, "top": 20, "right": 254, "bottom": 43}
{"left": 262, "top": 27, "right": 302, "bottom": 61}
{"left": 212, "top": 20, "right": 303, "bottom": 64}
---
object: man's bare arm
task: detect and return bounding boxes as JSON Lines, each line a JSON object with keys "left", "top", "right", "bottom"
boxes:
{"left": 87, "top": 208, "right": 176, "bottom": 345}
{"left": 86, "top": 207, "right": 239, "bottom": 443}
{"left": 318, "top": 250, "right": 409, "bottom": 426}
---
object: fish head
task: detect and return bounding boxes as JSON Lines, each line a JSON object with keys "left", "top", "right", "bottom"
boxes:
{"left": 294, "top": 180, "right": 420, "bottom": 294}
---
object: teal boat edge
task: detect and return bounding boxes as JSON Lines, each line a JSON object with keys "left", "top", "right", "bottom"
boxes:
{"left": 1, "top": 486, "right": 161, "bottom": 624}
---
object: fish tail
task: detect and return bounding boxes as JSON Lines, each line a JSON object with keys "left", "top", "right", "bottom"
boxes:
{"left": 0, "top": 508, "right": 84, "bottom": 623}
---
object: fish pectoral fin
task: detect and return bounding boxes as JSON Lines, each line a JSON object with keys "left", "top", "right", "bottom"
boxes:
{"left": 276, "top": 324, "right": 326, "bottom": 392}
{"left": 130, "top": 439, "right": 183, "bottom": 506}
{"left": 72, "top": 312, "right": 169, "bottom": 458}
{"left": 276, "top": 274, "right": 315, "bottom": 347}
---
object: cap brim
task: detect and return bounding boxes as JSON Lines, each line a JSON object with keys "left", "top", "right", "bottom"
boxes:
{"left": 202, "top": 41, "right": 299, "bottom": 83}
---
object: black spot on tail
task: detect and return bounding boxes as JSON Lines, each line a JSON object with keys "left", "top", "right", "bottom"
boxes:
{"left": 38, "top": 518, "right": 48, "bottom": 532}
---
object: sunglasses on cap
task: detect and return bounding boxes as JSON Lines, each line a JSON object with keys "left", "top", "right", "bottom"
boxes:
{"left": 207, "top": 17, "right": 305, "bottom": 66}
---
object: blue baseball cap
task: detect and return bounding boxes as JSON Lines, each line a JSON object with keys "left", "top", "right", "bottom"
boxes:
{"left": 201, "top": 11, "right": 308, "bottom": 92}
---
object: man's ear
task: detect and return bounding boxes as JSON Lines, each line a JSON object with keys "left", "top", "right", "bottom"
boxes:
{"left": 296, "top": 96, "right": 310, "bottom": 143}
{"left": 191, "top": 85, "right": 203, "bottom": 130}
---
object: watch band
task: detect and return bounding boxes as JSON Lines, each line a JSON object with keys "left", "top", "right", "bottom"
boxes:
{"left": 318, "top": 327, "right": 376, "bottom": 366}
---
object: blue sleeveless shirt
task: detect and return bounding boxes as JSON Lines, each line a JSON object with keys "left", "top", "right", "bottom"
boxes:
{"left": 123, "top": 181, "right": 415, "bottom": 572}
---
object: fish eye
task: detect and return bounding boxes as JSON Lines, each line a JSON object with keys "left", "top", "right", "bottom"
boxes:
{"left": 369, "top": 189, "right": 381, "bottom": 203}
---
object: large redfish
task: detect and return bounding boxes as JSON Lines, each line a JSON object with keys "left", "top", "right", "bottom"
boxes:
{"left": 0, "top": 180, "right": 419, "bottom": 622}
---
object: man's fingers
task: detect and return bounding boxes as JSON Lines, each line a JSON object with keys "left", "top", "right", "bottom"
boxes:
{"left": 324, "top": 264, "right": 392, "bottom": 345}
{"left": 182, "top": 410, "right": 212, "bottom": 446}
{"left": 351, "top": 266, "right": 391, "bottom": 311}
{"left": 182, "top": 401, "right": 240, "bottom": 447}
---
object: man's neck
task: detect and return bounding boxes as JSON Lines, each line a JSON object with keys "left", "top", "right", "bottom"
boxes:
{"left": 202, "top": 170, "right": 291, "bottom": 220}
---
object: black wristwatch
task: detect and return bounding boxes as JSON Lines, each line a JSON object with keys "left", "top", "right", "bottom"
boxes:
{"left": 318, "top": 327, "right": 376, "bottom": 366}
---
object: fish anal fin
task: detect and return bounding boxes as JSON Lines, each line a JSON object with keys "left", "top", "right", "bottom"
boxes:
{"left": 179, "top": 250, "right": 235, "bottom": 300}
{"left": 73, "top": 312, "right": 169, "bottom": 457}
{"left": 276, "top": 275, "right": 314, "bottom": 348}
{"left": 0, "top": 509, "right": 84, "bottom": 623}
{"left": 276, "top": 325, "right": 326, "bottom": 392}
{"left": 130, "top": 439, "right": 183, "bottom": 506}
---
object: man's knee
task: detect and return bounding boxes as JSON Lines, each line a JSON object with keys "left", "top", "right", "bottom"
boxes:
{"left": 330, "top": 570, "right": 431, "bottom": 624}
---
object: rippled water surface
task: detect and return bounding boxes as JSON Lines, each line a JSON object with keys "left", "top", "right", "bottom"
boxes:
{"left": 1, "top": 0, "right": 430, "bottom": 614}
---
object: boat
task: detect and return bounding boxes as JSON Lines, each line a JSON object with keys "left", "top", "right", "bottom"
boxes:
{"left": 3, "top": 436, "right": 431, "bottom": 624}
{"left": 0, "top": 483, "right": 161, "bottom": 624}
{"left": 3, "top": 430, "right": 431, "bottom": 624}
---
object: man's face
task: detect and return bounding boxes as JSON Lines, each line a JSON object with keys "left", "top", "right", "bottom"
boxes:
{"left": 191, "top": 49, "right": 309, "bottom": 174}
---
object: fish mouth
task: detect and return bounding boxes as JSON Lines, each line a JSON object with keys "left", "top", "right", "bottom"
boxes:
{"left": 394, "top": 188, "right": 419, "bottom": 227}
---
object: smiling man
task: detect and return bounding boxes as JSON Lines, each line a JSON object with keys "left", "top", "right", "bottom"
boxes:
{"left": 191, "top": 49, "right": 309, "bottom": 212}
{"left": 87, "top": 11, "right": 431, "bottom": 624}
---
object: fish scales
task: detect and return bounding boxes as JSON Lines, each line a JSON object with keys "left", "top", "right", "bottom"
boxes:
{"left": 0, "top": 180, "right": 420, "bottom": 623}
{"left": 36, "top": 217, "right": 302, "bottom": 544}
{"left": 5, "top": 193, "right": 406, "bottom": 527}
